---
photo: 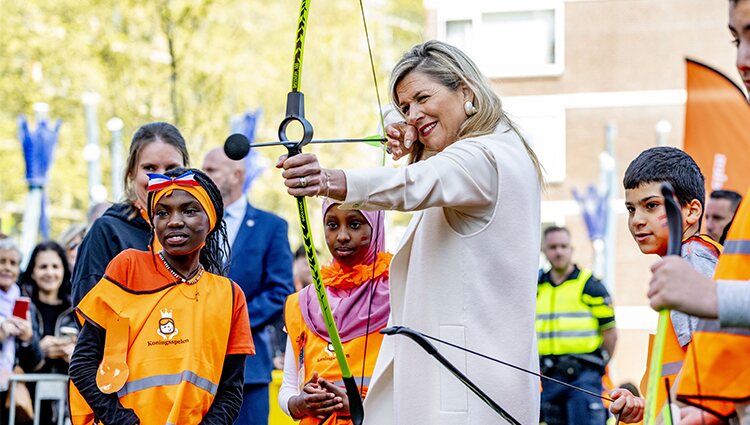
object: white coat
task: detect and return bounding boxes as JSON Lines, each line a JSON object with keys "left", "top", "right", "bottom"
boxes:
{"left": 342, "top": 123, "right": 541, "bottom": 425}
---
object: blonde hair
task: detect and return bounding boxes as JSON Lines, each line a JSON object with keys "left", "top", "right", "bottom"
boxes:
{"left": 389, "top": 40, "right": 543, "bottom": 182}
{"left": 59, "top": 223, "right": 87, "bottom": 248}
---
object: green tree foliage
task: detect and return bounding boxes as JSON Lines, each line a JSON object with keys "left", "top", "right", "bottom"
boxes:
{"left": 0, "top": 0, "right": 424, "bottom": 245}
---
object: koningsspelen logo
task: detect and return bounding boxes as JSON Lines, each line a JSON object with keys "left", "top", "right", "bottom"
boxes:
{"left": 157, "top": 309, "right": 179, "bottom": 340}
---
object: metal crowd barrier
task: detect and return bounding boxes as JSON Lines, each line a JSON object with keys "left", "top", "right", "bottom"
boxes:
{"left": 8, "top": 373, "right": 68, "bottom": 425}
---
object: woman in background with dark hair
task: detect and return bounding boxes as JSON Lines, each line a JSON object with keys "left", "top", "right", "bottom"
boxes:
{"left": 20, "top": 241, "right": 76, "bottom": 372}
{"left": 71, "top": 122, "right": 190, "bottom": 305}
{"left": 19, "top": 241, "right": 76, "bottom": 425}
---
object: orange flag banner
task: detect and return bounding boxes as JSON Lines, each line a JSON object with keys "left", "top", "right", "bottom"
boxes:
{"left": 683, "top": 58, "right": 750, "bottom": 194}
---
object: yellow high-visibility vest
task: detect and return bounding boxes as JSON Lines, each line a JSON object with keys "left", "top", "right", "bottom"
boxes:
{"left": 537, "top": 269, "right": 612, "bottom": 356}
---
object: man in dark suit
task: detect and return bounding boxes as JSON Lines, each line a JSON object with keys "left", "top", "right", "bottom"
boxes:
{"left": 203, "top": 148, "right": 294, "bottom": 425}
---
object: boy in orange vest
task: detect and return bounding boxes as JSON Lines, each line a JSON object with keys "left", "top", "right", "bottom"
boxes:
{"left": 644, "top": 2, "right": 750, "bottom": 422}
{"left": 609, "top": 147, "right": 723, "bottom": 423}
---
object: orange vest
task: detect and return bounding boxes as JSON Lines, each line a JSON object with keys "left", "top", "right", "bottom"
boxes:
{"left": 677, "top": 192, "right": 750, "bottom": 419}
{"left": 602, "top": 367, "right": 614, "bottom": 409}
{"left": 639, "top": 235, "right": 721, "bottom": 421}
{"left": 639, "top": 314, "right": 687, "bottom": 421}
{"left": 284, "top": 292, "right": 384, "bottom": 425}
{"left": 70, "top": 272, "right": 235, "bottom": 425}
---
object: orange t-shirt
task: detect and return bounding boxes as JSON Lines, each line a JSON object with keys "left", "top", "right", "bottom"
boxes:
{"left": 100, "top": 249, "right": 254, "bottom": 355}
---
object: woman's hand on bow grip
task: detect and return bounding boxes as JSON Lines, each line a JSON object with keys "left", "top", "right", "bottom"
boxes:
{"left": 277, "top": 153, "right": 323, "bottom": 197}
{"left": 277, "top": 153, "right": 347, "bottom": 200}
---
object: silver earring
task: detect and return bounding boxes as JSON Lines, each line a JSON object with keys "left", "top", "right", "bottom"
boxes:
{"left": 464, "top": 100, "right": 477, "bottom": 116}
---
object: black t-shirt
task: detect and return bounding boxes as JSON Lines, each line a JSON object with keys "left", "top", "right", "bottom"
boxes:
{"left": 35, "top": 300, "right": 71, "bottom": 375}
{"left": 36, "top": 301, "right": 68, "bottom": 337}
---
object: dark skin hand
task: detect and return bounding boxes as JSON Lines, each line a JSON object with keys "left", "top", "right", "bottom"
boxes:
{"left": 318, "top": 378, "right": 350, "bottom": 416}
{"left": 288, "top": 372, "right": 344, "bottom": 420}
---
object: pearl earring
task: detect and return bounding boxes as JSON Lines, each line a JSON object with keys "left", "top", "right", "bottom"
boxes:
{"left": 464, "top": 100, "right": 477, "bottom": 116}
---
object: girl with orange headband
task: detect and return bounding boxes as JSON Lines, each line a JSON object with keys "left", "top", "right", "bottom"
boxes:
{"left": 69, "top": 168, "right": 254, "bottom": 425}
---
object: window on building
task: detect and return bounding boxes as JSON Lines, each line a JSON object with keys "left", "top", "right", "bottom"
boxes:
{"left": 503, "top": 96, "right": 566, "bottom": 183}
{"left": 438, "top": 1, "right": 564, "bottom": 78}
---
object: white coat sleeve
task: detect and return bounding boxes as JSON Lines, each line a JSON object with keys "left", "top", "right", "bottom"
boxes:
{"left": 341, "top": 140, "right": 497, "bottom": 216}
{"left": 278, "top": 337, "right": 299, "bottom": 417}
{"left": 717, "top": 280, "right": 750, "bottom": 328}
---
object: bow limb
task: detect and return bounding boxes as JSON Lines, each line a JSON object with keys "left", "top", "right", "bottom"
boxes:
{"left": 280, "top": 0, "right": 365, "bottom": 424}
{"left": 644, "top": 183, "right": 681, "bottom": 425}
{"left": 383, "top": 326, "right": 629, "bottom": 423}
{"left": 645, "top": 310, "right": 674, "bottom": 425}
{"left": 382, "top": 327, "right": 521, "bottom": 424}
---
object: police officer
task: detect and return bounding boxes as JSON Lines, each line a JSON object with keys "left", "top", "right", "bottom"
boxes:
{"left": 537, "top": 226, "right": 617, "bottom": 425}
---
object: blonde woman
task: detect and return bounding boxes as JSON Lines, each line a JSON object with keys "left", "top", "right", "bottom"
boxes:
{"left": 278, "top": 40, "right": 543, "bottom": 425}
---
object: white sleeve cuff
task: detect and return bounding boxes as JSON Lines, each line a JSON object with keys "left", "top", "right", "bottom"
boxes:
{"left": 278, "top": 337, "right": 299, "bottom": 417}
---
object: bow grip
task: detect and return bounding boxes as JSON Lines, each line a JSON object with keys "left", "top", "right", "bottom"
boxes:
{"left": 279, "top": 91, "right": 314, "bottom": 157}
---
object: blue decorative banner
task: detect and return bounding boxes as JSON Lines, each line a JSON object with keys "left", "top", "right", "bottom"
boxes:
{"left": 230, "top": 109, "right": 264, "bottom": 193}
{"left": 18, "top": 115, "right": 61, "bottom": 240}
{"left": 572, "top": 184, "right": 608, "bottom": 242}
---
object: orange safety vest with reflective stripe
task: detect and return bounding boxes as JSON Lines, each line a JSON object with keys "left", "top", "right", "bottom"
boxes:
{"left": 70, "top": 271, "right": 236, "bottom": 425}
{"left": 639, "top": 235, "right": 721, "bottom": 421}
{"left": 284, "top": 292, "right": 383, "bottom": 425}
{"left": 639, "top": 314, "right": 686, "bottom": 420}
{"left": 677, "top": 193, "right": 750, "bottom": 419}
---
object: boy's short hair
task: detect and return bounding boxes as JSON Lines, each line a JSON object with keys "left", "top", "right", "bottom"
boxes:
{"left": 623, "top": 147, "right": 705, "bottom": 208}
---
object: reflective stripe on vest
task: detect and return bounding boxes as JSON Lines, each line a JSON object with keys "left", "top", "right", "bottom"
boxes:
{"left": 637, "top": 235, "right": 720, "bottom": 419}
{"left": 537, "top": 330, "right": 600, "bottom": 339}
{"left": 285, "top": 291, "right": 384, "bottom": 425}
{"left": 722, "top": 239, "right": 750, "bottom": 255}
{"left": 661, "top": 360, "right": 683, "bottom": 377}
{"left": 117, "top": 370, "right": 219, "bottom": 398}
{"left": 677, "top": 192, "right": 750, "bottom": 419}
{"left": 536, "top": 269, "right": 603, "bottom": 355}
{"left": 536, "top": 312, "right": 592, "bottom": 320}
